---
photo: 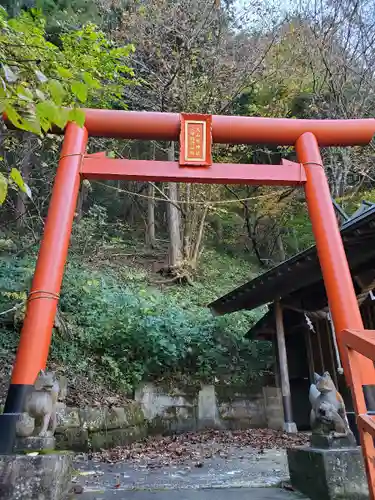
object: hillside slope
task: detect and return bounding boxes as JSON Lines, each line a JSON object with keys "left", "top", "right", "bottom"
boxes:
{"left": 0, "top": 235, "right": 270, "bottom": 405}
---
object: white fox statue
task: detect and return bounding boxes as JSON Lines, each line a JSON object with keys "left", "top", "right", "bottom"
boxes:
{"left": 16, "top": 370, "right": 62, "bottom": 438}
{"left": 309, "top": 371, "right": 353, "bottom": 439}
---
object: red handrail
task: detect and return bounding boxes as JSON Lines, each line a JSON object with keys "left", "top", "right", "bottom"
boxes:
{"left": 342, "top": 328, "right": 375, "bottom": 499}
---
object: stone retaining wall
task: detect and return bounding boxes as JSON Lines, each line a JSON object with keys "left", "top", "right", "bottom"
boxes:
{"left": 55, "top": 402, "right": 146, "bottom": 451}
{"left": 135, "top": 383, "right": 284, "bottom": 435}
{"left": 35, "top": 384, "right": 283, "bottom": 451}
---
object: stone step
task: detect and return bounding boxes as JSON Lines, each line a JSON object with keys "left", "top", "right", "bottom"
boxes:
{"left": 79, "top": 487, "right": 305, "bottom": 500}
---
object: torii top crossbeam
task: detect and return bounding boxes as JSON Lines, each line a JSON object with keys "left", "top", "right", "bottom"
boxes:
{"left": 75, "top": 109, "right": 375, "bottom": 146}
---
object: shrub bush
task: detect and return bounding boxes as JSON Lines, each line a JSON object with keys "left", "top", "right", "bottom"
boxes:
{"left": 0, "top": 254, "right": 272, "bottom": 394}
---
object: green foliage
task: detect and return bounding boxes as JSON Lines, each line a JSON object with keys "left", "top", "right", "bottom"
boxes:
{"left": 57, "top": 261, "right": 270, "bottom": 391}
{"left": 0, "top": 8, "right": 135, "bottom": 134}
{"left": 0, "top": 166, "right": 32, "bottom": 206}
{"left": 0, "top": 172, "right": 7, "bottom": 204}
{"left": 283, "top": 210, "right": 314, "bottom": 253}
{"left": 0, "top": 243, "right": 271, "bottom": 393}
{"left": 36, "top": 0, "right": 101, "bottom": 32}
{"left": 0, "top": 253, "right": 34, "bottom": 349}
{"left": 71, "top": 204, "right": 109, "bottom": 252}
{"left": 0, "top": 6, "right": 135, "bottom": 203}
{"left": 337, "top": 188, "right": 375, "bottom": 216}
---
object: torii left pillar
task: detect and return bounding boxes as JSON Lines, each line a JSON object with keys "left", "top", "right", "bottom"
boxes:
{"left": 0, "top": 122, "right": 88, "bottom": 453}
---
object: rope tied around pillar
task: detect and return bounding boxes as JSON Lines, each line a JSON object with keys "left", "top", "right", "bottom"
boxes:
{"left": 27, "top": 290, "right": 60, "bottom": 303}
{"left": 302, "top": 161, "right": 323, "bottom": 168}
{"left": 59, "top": 152, "right": 86, "bottom": 175}
{"left": 59, "top": 152, "right": 85, "bottom": 161}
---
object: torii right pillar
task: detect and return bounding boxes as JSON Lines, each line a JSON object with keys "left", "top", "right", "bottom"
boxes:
{"left": 290, "top": 132, "right": 375, "bottom": 500}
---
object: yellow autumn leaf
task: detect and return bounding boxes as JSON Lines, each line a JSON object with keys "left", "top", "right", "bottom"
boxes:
{"left": 10, "top": 168, "right": 25, "bottom": 191}
{"left": 0, "top": 172, "right": 7, "bottom": 205}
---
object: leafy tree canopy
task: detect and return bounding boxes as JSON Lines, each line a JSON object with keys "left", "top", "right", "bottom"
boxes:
{"left": 0, "top": 6, "right": 135, "bottom": 203}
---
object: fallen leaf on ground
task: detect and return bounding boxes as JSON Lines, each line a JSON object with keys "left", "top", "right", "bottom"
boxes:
{"left": 78, "top": 471, "right": 98, "bottom": 476}
{"left": 89, "top": 429, "right": 309, "bottom": 467}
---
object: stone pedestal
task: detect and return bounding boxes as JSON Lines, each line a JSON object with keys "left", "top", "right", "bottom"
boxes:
{"left": 15, "top": 436, "right": 56, "bottom": 453}
{"left": 0, "top": 452, "right": 73, "bottom": 500}
{"left": 287, "top": 445, "right": 368, "bottom": 500}
{"left": 310, "top": 432, "right": 357, "bottom": 449}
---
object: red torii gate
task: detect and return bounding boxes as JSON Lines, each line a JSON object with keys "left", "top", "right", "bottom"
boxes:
{"left": 1, "top": 109, "right": 375, "bottom": 496}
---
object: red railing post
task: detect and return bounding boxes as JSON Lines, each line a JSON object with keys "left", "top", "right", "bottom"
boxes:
{"left": 296, "top": 132, "right": 375, "bottom": 498}
{"left": 0, "top": 122, "right": 88, "bottom": 453}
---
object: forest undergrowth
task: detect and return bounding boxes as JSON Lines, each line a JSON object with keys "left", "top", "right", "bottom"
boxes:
{"left": 0, "top": 218, "right": 271, "bottom": 404}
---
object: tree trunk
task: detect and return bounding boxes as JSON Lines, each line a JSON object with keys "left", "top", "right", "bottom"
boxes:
{"left": 167, "top": 142, "right": 181, "bottom": 267}
{"left": 243, "top": 203, "right": 266, "bottom": 267}
{"left": 276, "top": 232, "right": 286, "bottom": 262}
{"left": 183, "top": 184, "right": 192, "bottom": 260}
{"left": 16, "top": 133, "right": 32, "bottom": 229}
{"left": 191, "top": 205, "right": 208, "bottom": 268}
{"left": 76, "top": 180, "right": 90, "bottom": 222}
{"left": 146, "top": 183, "right": 156, "bottom": 247}
{"left": 291, "top": 226, "right": 299, "bottom": 253}
{"left": 146, "top": 143, "right": 156, "bottom": 247}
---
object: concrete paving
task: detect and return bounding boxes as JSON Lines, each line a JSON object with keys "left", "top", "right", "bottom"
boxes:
{"left": 73, "top": 447, "right": 306, "bottom": 499}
